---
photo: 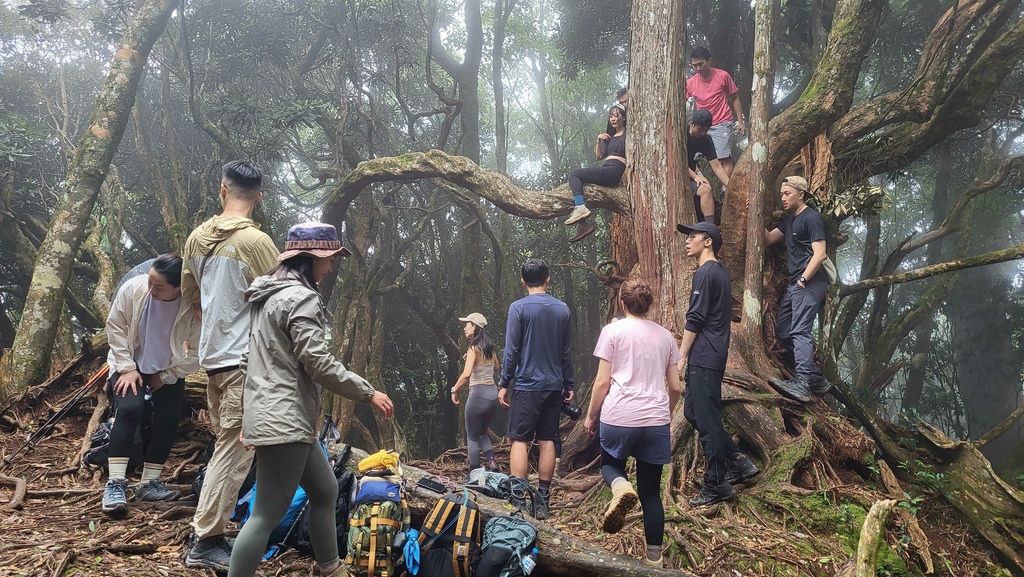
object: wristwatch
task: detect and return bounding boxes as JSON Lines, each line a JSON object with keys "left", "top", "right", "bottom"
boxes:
{"left": 799, "top": 276, "right": 807, "bottom": 284}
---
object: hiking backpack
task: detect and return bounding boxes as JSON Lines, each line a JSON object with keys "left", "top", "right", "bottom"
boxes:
{"left": 289, "top": 448, "right": 356, "bottom": 556}
{"left": 346, "top": 473, "right": 411, "bottom": 577}
{"left": 476, "top": 514, "right": 538, "bottom": 577}
{"left": 465, "top": 468, "right": 510, "bottom": 500}
{"left": 414, "top": 491, "right": 482, "bottom": 577}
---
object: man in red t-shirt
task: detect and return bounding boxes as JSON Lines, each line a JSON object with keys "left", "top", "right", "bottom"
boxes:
{"left": 685, "top": 46, "right": 745, "bottom": 181}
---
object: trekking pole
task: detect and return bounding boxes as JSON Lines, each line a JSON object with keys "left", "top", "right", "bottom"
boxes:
{"left": 0, "top": 364, "right": 109, "bottom": 472}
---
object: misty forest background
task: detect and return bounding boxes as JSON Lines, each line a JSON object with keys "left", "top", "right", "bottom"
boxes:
{"left": 0, "top": 0, "right": 1023, "bottom": 574}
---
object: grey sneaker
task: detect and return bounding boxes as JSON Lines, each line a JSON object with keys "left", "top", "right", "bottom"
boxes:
{"left": 102, "top": 478, "right": 129, "bottom": 516}
{"left": 135, "top": 479, "right": 181, "bottom": 502}
{"left": 564, "top": 204, "right": 592, "bottom": 225}
{"left": 809, "top": 375, "right": 832, "bottom": 395}
{"left": 185, "top": 535, "right": 232, "bottom": 572}
{"left": 769, "top": 376, "right": 812, "bottom": 403}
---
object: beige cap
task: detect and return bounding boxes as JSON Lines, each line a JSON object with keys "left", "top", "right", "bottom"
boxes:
{"left": 458, "top": 313, "right": 487, "bottom": 328}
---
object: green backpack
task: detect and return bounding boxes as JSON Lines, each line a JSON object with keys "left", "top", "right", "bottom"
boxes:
{"left": 345, "top": 474, "right": 411, "bottom": 577}
{"left": 476, "top": 513, "right": 538, "bottom": 577}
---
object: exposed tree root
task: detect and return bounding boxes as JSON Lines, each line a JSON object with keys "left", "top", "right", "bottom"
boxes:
{"left": 0, "top": 473, "right": 27, "bottom": 509}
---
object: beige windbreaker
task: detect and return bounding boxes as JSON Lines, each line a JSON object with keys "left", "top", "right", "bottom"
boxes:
{"left": 105, "top": 275, "right": 202, "bottom": 384}
{"left": 240, "top": 272, "right": 376, "bottom": 446}
{"left": 180, "top": 215, "right": 279, "bottom": 371}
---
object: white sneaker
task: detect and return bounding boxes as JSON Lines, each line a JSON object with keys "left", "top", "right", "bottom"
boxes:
{"left": 564, "top": 204, "right": 592, "bottom": 225}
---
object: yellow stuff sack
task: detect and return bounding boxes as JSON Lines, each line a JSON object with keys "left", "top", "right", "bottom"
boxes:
{"left": 358, "top": 450, "right": 402, "bottom": 475}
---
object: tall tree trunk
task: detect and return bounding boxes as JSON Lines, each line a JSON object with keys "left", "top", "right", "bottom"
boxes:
{"left": 624, "top": 0, "right": 689, "bottom": 330}
{"left": 735, "top": 0, "right": 779, "bottom": 373}
{"left": 1, "top": 0, "right": 177, "bottom": 405}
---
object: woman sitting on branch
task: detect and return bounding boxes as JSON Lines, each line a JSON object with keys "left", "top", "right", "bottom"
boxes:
{"left": 563, "top": 103, "right": 627, "bottom": 240}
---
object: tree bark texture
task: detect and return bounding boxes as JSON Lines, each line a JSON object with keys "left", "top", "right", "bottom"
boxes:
{"left": 735, "top": 0, "right": 779, "bottom": 373}
{"left": 624, "top": 0, "right": 690, "bottom": 331}
{"left": 2, "top": 0, "right": 178, "bottom": 404}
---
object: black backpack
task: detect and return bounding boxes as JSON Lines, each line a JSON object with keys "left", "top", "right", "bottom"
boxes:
{"left": 414, "top": 491, "right": 482, "bottom": 577}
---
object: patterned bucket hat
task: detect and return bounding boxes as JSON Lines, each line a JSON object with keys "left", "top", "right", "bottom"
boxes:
{"left": 277, "top": 221, "right": 352, "bottom": 261}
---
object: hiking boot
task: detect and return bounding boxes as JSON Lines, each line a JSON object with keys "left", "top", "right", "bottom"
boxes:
{"left": 135, "top": 479, "right": 181, "bottom": 502}
{"left": 534, "top": 488, "right": 550, "bottom": 521}
{"left": 725, "top": 454, "right": 759, "bottom": 486}
{"left": 102, "top": 478, "right": 129, "bottom": 516}
{"left": 809, "top": 375, "right": 832, "bottom": 395}
{"left": 769, "top": 375, "right": 812, "bottom": 403}
{"left": 602, "top": 481, "right": 639, "bottom": 534}
{"left": 185, "top": 535, "right": 232, "bottom": 572}
{"left": 485, "top": 457, "right": 499, "bottom": 472}
{"left": 564, "top": 204, "right": 591, "bottom": 225}
{"left": 688, "top": 479, "right": 735, "bottom": 508}
{"left": 568, "top": 221, "right": 595, "bottom": 243}
{"left": 643, "top": 555, "right": 664, "bottom": 569}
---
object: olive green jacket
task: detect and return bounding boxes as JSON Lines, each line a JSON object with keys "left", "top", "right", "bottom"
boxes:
{"left": 241, "top": 272, "right": 375, "bottom": 446}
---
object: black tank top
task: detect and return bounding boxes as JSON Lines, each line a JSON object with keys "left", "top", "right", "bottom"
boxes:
{"left": 605, "top": 133, "right": 626, "bottom": 159}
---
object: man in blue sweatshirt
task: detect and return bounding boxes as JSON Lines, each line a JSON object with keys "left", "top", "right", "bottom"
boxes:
{"left": 498, "top": 258, "right": 575, "bottom": 520}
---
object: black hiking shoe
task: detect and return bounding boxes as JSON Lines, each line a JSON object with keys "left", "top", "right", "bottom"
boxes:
{"left": 135, "top": 479, "right": 181, "bottom": 502}
{"left": 535, "top": 488, "right": 550, "bottom": 521}
{"left": 725, "top": 454, "right": 760, "bottom": 485}
{"left": 185, "top": 535, "right": 232, "bottom": 572}
{"left": 688, "top": 479, "right": 736, "bottom": 508}
{"left": 769, "top": 376, "right": 812, "bottom": 403}
{"left": 102, "top": 478, "right": 129, "bottom": 516}
{"left": 809, "top": 375, "right": 832, "bottom": 395}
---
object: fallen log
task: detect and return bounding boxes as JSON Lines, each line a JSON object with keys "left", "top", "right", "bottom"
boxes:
{"left": 339, "top": 447, "right": 692, "bottom": 577}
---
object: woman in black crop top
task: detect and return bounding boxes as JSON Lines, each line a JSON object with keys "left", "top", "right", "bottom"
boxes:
{"left": 564, "top": 103, "right": 628, "bottom": 234}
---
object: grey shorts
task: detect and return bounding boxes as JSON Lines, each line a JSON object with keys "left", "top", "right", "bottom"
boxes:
{"left": 707, "top": 121, "right": 735, "bottom": 159}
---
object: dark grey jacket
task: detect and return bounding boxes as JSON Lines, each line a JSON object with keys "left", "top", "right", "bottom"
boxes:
{"left": 241, "top": 272, "right": 375, "bottom": 446}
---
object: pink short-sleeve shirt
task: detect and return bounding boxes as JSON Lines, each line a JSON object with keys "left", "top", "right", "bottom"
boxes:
{"left": 592, "top": 318, "right": 681, "bottom": 427}
{"left": 686, "top": 68, "right": 738, "bottom": 125}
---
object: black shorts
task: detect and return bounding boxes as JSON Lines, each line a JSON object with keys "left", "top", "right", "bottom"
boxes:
{"left": 506, "top": 389, "right": 562, "bottom": 442}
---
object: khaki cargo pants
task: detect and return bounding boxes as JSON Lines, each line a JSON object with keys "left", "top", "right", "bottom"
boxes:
{"left": 191, "top": 368, "right": 254, "bottom": 539}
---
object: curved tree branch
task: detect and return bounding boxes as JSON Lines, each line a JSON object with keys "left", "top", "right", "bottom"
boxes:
{"left": 324, "top": 149, "right": 630, "bottom": 226}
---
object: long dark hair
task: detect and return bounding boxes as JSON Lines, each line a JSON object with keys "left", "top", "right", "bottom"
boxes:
{"left": 270, "top": 254, "right": 317, "bottom": 290}
{"left": 606, "top": 104, "right": 627, "bottom": 136}
{"left": 469, "top": 325, "right": 496, "bottom": 360}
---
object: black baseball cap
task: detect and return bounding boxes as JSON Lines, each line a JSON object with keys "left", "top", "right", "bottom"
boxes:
{"left": 676, "top": 221, "right": 722, "bottom": 252}
{"left": 691, "top": 109, "right": 713, "bottom": 128}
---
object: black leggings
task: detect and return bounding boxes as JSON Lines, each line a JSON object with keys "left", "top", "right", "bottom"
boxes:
{"left": 601, "top": 451, "right": 664, "bottom": 546}
{"left": 108, "top": 372, "right": 186, "bottom": 464}
{"left": 568, "top": 160, "right": 626, "bottom": 198}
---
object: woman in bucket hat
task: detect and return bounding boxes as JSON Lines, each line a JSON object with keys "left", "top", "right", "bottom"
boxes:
{"left": 451, "top": 312, "right": 501, "bottom": 473}
{"left": 228, "top": 222, "right": 393, "bottom": 577}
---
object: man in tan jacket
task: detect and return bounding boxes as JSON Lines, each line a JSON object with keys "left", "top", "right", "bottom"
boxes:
{"left": 181, "top": 160, "right": 279, "bottom": 571}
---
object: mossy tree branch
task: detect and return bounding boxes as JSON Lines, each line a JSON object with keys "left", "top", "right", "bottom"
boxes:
{"left": 839, "top": 242, "right": 1024, "bottom": 297}
{"left": 323, "top": 149, "right": 630, "bottom": 227}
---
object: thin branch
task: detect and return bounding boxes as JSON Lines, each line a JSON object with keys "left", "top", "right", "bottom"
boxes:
{"left": 975, "top": 402, "right": 1024, "bottom": 448}
{"left": 839, "top": 242, "right": 1024, "bottom": 297}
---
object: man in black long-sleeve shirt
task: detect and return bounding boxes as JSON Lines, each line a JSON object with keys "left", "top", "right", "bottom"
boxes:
{"left": 676, "top": 222, "right": 758, "bottom": 507}
{"left": 498, "top": 258, "right": 575, "bottom": 519}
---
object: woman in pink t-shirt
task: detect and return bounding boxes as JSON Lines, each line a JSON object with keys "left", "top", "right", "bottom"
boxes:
{"left": 584, "top": 279, "right": 681, "bottom": 568}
